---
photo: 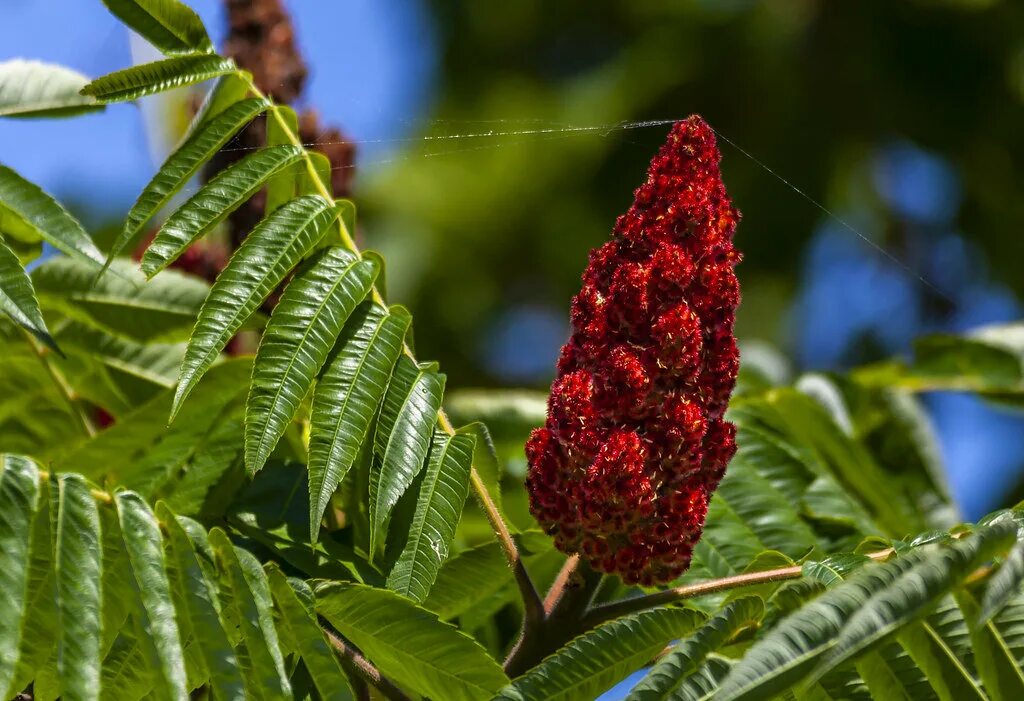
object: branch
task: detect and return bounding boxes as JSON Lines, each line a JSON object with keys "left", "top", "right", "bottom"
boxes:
{"left": 504, "top": 556, "right": 602, "bottom": 676}
{"left": 240, "top": 75, "right": 542, "bottom": 623}
{"left": 578, "top": 548, "right": 895, "bottom": 631}
{"left": 321, "top": 625, "right": 412, "bottom": 701}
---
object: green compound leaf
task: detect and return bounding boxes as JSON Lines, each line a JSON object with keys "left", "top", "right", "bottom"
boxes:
{"left": 158, "top": 506, "right": 245, "bottom": 701}
{"left": 265, "top": 567, "right": 354, "bottom": 701}
{"left": 115, "top": 492, "right": 187, "bottom": 701}
{"left": 171, "top": 195, "right": 339, "bottom": 420}
{"left": 0, "top": 456, "right": 42, "bottom": 695}
{"left": 980, "top": 540, "right": 1024, "bottom": 626}
{"left": 387, "top": 431, "right": 475, "bottom": 602}
{"left": 625, "top": 597, "right": 764, "bottom": 701}
{"left": 308, "top": 303, "right": 410, "bottom": 542}
{"left": 807, "top": 524, "right": 1016, "bottom": 689}
{"left": 316, "top": 582, "right": 508, "bottom": 701}
{"left": 53, "top": 473, "right": 104, "bottom": 701}
{"left": 100, "top": 0, "right": 213, "bottom": 55}
{"left": 711, "top": 553, "right": 927, "bottom": 701}
{"left": 210, "top": 529, "right": 291, "bottom": 700}
{"left": 496, "top": 607, "right": 706, "bottom": 701}
{"left": 141, "top": 144, "right": 304, "bottom": 278}
{"left": 370, "top": 356, "right": 446, "bottom": 558}
{"left": 32, "top": 257, "right": 209, "bottom": 344}
{"left": 0, "top": 237, "right": 55, "bottom": 351}
{"left": 81, "top": 55, "right": 235, "bottom": 103}
{"left": 109, "top": 97, "right": 268, "bottom": 263}
{"left": 0, "top": 164, "right": 104, "bottom": 266}
{"left": 0, "top": 59, "right": 102, "bottom": 118}
{"left": 245, "top": 247, "right": 378, "bottom": 475}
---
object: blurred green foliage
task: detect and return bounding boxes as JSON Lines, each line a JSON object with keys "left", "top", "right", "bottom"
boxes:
{"left": 359, "top": 0, "right": 1024, "bottom": 386}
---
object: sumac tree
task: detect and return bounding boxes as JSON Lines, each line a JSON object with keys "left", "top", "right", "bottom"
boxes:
{"left": 2, "top": 2, "right": 1024, "bottom": 700}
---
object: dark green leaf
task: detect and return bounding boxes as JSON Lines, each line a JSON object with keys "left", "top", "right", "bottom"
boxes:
{"left": 316, "top": 582, "right": 508, "bottom": 701}
{"left": 421, "top": 540, "right": 514, "bottom": 620}
{"left": 626, "top": 597, "right": 763, "bottom": 701}
{"left": 109, "top": 97, "right": 268, "bottom": 261}
{"left": 245, "top": 247, "right": 378, "bottom": 474}
{"left": 496, "top": 607, "right": 705, "bottom": 701}
{"left": 81, "top": 55, "right": 235, "bottom": 103}
{"left": 171, "top": 195, "right": 339, "bottom": 419}
{"left": 370, "top": 356, "right": 445, "bottom": 556}
{"left": 809, "top": 524, "right": 1016, "bottom": 685}
{"left": 980, "top": 541, "right": 1024, "bottom": 626}
{"left": 141, "top": 144, "right": 304, "bottom": 277}
{"left": 712, "top": 553, "right": 927, "bottom": 701}
{"left": 387, "top": 431, "right": 475, "bottom": 601}
{"left": 265, "top": 567, "right": 354, "bottom": 701}
{"left": 100, "top": 0, "right": 212, "bottom": 55}
{"left": 308, "top": 303, "right": 410, "bottom": 542}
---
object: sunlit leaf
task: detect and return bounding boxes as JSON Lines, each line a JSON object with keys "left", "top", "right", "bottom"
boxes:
{"left": 370, "top": 356, "right": 445, "bottom": 557}
{"left": 0, "top": 456, "right": 41, "bottom": 694}
{"left": 81, "top": 55, "right": 235, "bottom": 103}
{"left": 171, "top": 195, "right": 339, "bottom": 419}
{"left": 100, "top": 0, "right": 212, "bottom": 55}
{"left": 316, "top": 582, "right": 509, "bottom": 701}
{"left": 53, "top": 473, "right": 103, "bottom": 701}
{"left": 245, "top": 247, "right": 378, "bottom": 474}
{"left": 0, "top": 59, "right": 101, "bottom": 118}
{"left": 141, "top": 144, "right": 304, "bottom": 277}
{"left": 0, "top": 237, "right": 54, "bottom": 350}
{"left": 496, "top": 607, "right": 705, "bottom": 701}
{"left": 308, "top": 303, "right": 410, "bottom": 542}
{"left": 109, "top": 97, "right": 268, "bottom": 262}
{"left": 115, "top": 492, "right": 187, "bottom": 700}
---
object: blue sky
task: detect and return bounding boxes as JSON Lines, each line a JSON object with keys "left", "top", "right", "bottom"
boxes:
{"left": 0, "top": 0, "right": 437, "bottom": 218}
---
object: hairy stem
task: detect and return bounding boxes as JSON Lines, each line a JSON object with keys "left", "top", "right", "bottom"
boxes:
{"left": 241, "top": 74, "right": 543, "bottom": 624}
{"left": 321, "top": 626, "right": 413, "bottom": 701}
{"left": 578, "top": 548, "right": 895, "bottom": 631}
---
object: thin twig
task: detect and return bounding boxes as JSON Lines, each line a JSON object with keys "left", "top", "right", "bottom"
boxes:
{"left": 504, "top": 557, "right": 602, "bottom": 676}
{"left": 322, "top": 625, "right": 413, "bottom": 701}
{"left": 243, "top": 77, "right": 542, "bottom": 623}
{"left": 579, "top": 548, "right": 896, "bottom": 631}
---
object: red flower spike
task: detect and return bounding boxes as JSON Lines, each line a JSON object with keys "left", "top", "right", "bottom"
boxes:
{"left": 526, "top": 116, "right": 741, "bottom": 584}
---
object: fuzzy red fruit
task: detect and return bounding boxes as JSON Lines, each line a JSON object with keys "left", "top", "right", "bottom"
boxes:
{"left": 525, "top": 116, "right": 741, "bottom": 584}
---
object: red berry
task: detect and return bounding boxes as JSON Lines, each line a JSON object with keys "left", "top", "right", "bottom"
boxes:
{"left": 527, "top": 116, "right": 741, "bottom": 584}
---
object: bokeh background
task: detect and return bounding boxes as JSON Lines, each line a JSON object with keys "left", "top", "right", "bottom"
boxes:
{"left": 3, "top": 0, "right": 1023, "bottom": 531}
